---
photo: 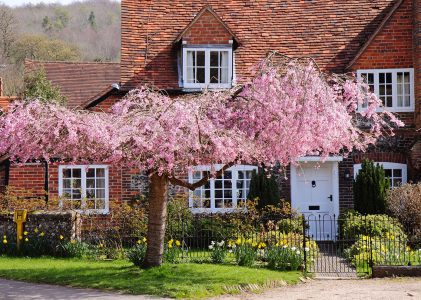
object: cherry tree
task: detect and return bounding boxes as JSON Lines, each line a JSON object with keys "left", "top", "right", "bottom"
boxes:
{"left": 0, "top": 54, "right": 403, "bottom": 267}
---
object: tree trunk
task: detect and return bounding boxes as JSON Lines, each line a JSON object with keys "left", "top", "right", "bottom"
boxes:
{"left": 143, "top": 173, "right": 169, "bottom": 268}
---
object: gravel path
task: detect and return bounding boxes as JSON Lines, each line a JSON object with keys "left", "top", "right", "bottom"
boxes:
{"left": 213, "top": 278, "right": 421, "bottom": 300}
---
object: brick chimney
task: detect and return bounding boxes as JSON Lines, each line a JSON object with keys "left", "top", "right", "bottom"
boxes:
{"left": 414, "top": 0, "right": 421, "bottom": 129}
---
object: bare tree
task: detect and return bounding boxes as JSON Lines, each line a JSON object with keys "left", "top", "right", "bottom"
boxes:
{"left": 0, "top": 5, "right": 17, "bottom": 62}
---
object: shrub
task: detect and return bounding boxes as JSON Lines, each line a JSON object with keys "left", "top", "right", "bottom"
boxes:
{"left": 339, "top": 211, "right": 406, "bottom": 241}
{"left": 127, "top": 239, "right": 147, "bottom": 267}
{"left": 208, "top": 240, "right": 227, "bottom": 264}
{"left": 387, "top": 183, "right": 421, "bottom": 247}
{"left": 247, "top": 168, "right": 281, "bottom": 209}
{"left": 354, "top": 160, "right": 389, "bottom": 214}
{"left": 267, "top": 245, "right": 304, "bottom": 270}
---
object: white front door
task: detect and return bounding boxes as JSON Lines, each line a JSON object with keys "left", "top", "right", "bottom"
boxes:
{"left": 291, "top": 160, "right": 340, "bottom": 240}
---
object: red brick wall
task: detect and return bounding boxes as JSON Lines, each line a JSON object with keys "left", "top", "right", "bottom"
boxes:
{"left": 8, "top": 164, "right": 46, "bottom": 197}
{"left": 0, "top": 164, "right": 7, "bottom": 193}
{"left": 182, "top": 11, "right": 232, "bottom": 45}
{"left": 351, "top": 0, "right": 415, "bottom": 128}
{"left": 7, "top": 163, "right": 124, "bottom": 206}
{"left": 351, "top": 0, "right": 413, "bottom": 70}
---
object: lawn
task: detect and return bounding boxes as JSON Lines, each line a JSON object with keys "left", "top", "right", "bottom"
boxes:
{"left": 0, "top": 257, "right": 302, "bottom": 299}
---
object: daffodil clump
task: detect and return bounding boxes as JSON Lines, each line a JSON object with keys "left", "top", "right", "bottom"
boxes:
{"left": 345, "top": 234, "right": 421, "bottom": 266}
{"left": 165, "top": 239, "right": 182, "bottom": 263}
{"left": 208, "top": 240, "right": 227, "bottom": 264}
{"left": 127, "top": 237, "right": 147, "bottom": 267}
{"left": 229, "top": 237, "right": 261, "bottom": 267}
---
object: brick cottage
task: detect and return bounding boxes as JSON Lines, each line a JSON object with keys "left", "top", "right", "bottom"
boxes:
{"left": 0, "top": 0, "right": 420, "bottom": 236}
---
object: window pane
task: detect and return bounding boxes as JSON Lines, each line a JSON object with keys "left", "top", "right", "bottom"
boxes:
{"left": 224, "top": 190, "right": 232, "bottom": 198}
{"left": 393, "top": 169, "right": 402, "bottom": 177}
{"left": 96, "top": 168, "right": 105, "bottom": 178}
{"left": 225, "top": 199, "right": 233, "bottom": 208}
{"left": 63, "top": 169, "right": 72, "bottom": 178}
{"left": 210, "top": 51, "right": 219, "bottom": 67}
{"left": 384, "top": 169, "right": 392, "bottom": 177}
{"left": 86, "top": 189, "right": 95, "bottom": 198}
{"left": 72, "top": 179, "right": 81, "bottom": 189}
{"left": 215, "top": 190, "right": 223, "bottom": 199}
{"left": 224, "top": 171, "right": 232, "bottom": 179}
{"left": 379, "top": 73, "right": 385, "bottom": 84}
{"left": 96, "top": 199, "right": 105, "bottom": 210}
{"left": 96, "top": 179, "right": 105, "bottom": 188}
{"left": 386, "top": 73, "right": 392, "bottom": 83}
{"left": 87, "top": 168, "right": 95, "bottom": 178}
{"left": 63, "top": 179, "right": 71, "bottom": 189}
{"left": 196, "top": 51, "right": 205, "bottom": 66}
{"left": 215, "top": 179, "right": 222, "bottom": 189}
{"left": 210, "top": 67, "right": 219, "bottom": 83}
{"left": 96, "top": 189, "right": 105, "bottom": 199}
{"left": 220, "top": 67, "right": 228, "bottom": 83}
{"left": 224, "top": 180, "right": 232, "bottom": 189}
{"left": 186, "top": 67, "right": 195, "bottom": 83}
{"left": 86, "top": 200, "right": 95, "bottom": 209}
{"left": 72, "top": 190, "right": 81, "bottom": 199}
{"left": 186, "top": 51, "right": 194, "bottom": 66}
{"left": 63, "top": 189, "right": 72, "bottom": 198}
{"left": 220, "top": 51, "right": 229, "bottom": 68}
{"left": 215, "top": 199, "right": 223, "bottom": 208}
{"left": 246, "top": 171, "right": 254, "bottom": 179}
{"left": 393, "top": 179, "right": 402, "bottom": 187}
{"left": 73, "top": 169, "right": 81, "bottom": 178}
{"left": 86, "top": 179, "right": 95, "bottom": 189}
{"left": 196, "top": 67, "right": 205, "bottom": 83}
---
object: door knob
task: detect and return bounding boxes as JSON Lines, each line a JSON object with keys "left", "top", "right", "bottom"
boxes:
{"left": 328, "top": 195, "right": 333, "bottom": 201}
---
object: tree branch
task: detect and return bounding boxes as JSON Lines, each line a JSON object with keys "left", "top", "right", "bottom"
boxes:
{"left": 168, "top": 161, "right": 236, "bottom": 191}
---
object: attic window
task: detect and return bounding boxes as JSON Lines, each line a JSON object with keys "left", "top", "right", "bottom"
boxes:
{"left": 182, "top": 47, "right": 233, "bottom": 89}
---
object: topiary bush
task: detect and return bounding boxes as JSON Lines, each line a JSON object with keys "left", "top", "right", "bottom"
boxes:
{"left": 354, "top": 160, "right": 389, "bottom": 214}
{"left": 247, "top": 168, "right": 281, "bottom": 209}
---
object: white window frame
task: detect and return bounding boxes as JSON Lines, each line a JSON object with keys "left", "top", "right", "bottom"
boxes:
{"left": 58, "top": 165, "right": 110, "bottom": 214}
{"left": 357, "top": 68, "right": 415, "bottom": 112}
{"left": 182, "top": 47, "right": 233, "bottom": 90}
{"left": 353, "top": 162, "right": 407, "bottom": 188}
{"left": 188, "top": 164, "right": 257, "bottom": 213}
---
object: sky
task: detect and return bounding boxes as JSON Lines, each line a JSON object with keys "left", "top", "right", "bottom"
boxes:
{"left": 1, "top": 0, "right": 118, "bottom": 7}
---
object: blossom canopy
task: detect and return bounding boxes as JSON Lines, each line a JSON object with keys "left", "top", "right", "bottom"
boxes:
{"left": 0, "top": 57, "right": 403, "bottom": 178}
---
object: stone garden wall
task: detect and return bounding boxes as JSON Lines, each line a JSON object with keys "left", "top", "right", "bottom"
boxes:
{"left": 0, "top": 211, "right": 81, "bottom": 240}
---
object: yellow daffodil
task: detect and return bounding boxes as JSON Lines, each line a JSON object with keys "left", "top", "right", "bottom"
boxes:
{"left": 2, "top": 235, "right": 6, "bottom": 239}
{"left": 2, "top": 239, "right": 7, "bottom": 244}
{"left": 257, "top": 242, "right": 267, "bottom": 249}
{"left": 137, "top": 240, "right": 142, "bottom": 244}
{"left": 25, "top": 238, "right": 29, "bottom": 242}
{"left": 60, "top": 235, "right": 64, "bottom": 240}
{"left": 168, "top": 239, "right": 174, "bottom": 248}
{"left": 175, "top": 240, "right": 181, "bottom": 247}
{"left": 34, "top": 228, "right": 39, "bottom": 233}
{"left": 142, "top": 237, "right": 147, "bottom": 242}
{"left": 71, "top": 240, "right": 76, "bottom": 244}
{"left": 40, "top": 232, "right": 45, "bottom": 237}
{"left": 23, "top": 231, "right": 28, "bottom": 236}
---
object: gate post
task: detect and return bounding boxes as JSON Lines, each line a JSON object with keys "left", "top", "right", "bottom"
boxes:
{"left": 302, "top": 214, "right": 307, "bottom": 272}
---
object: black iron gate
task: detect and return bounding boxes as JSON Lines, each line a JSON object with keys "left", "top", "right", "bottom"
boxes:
{"left": 303, "top": 214, "right": 368, "bottom": 276}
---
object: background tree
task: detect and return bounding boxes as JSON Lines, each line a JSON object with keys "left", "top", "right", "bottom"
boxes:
{"left": 0, "top": 54, "right": 403, "bottom": 267}
{"left": 247, "top": 168, "right": 281, "bottom": 209}
{"left": 0, "top": 5, "right": 17, "bottom": 62}
{"left": 23, "top": 68, "right": 66, "bottom": 105}
{"left": 13, "top": 35, "right": 80, "bottom": 65}
{"left": 354, "top": 159, "right": 389, "bottom": 214}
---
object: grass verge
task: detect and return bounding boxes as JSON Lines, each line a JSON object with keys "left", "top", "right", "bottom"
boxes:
{"left": 0, "top": 257, "right": 302, "bottom": 299}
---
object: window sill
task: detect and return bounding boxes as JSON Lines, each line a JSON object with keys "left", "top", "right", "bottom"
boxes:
{"left": 190, "top": 207, "right": 247, "bottom": 214}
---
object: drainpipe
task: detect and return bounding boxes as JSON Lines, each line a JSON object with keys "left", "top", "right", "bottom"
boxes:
{"left": 44, "top": 160, "right": 49, "bottom": 203}
{"left": 414, "top": 0, "right": 421, "bottom": 129}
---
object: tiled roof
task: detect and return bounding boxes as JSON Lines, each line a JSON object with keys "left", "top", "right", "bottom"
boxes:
{"left": 25, "top": 60, "right": 120, "bottom": 108}
{"left": 121, "top": 0, "right": 399, "bottom": 90}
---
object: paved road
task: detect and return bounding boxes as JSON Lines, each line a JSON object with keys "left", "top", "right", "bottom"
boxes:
{"left": 1, "top": 277, "right": 420, "bottom": 300}
{"left": 0, "top": 278, "right": 165, "bottom": 300}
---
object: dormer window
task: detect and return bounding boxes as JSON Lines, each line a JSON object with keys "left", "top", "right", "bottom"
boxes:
{"left": 182, "top": 47, "right": 233, "bottom": 89}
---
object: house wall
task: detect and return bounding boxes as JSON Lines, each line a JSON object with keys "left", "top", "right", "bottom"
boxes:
{"left": 181, "top": 11, "right": 233, "bottom": 45}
